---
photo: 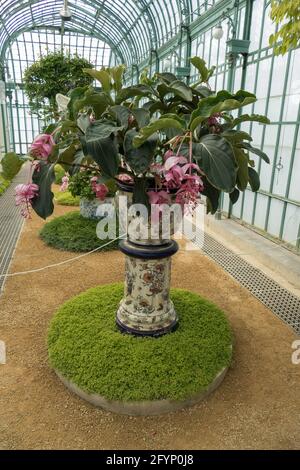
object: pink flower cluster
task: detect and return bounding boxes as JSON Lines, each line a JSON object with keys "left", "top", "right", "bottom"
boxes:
{"left": 15, "top": 183, "right": 39, "bottom": 219}
{"left": 207, "top": 113, "right": 221, "bottom": 127}
{"left": 60, "top": 175, "right": 69, "bottom": 192}
{"left": 30, "top": 134, "right": 55, "bottom": 160}
{"left": 90, "top": 177, "right": 108, "bottom": 200}
{"left": 148, "top": 150, "right": 203, "bottom": 212}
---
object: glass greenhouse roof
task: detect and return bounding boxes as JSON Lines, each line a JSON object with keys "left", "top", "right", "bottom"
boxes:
{"left": 0, "top": 1, "right": 218, "bottom": 65}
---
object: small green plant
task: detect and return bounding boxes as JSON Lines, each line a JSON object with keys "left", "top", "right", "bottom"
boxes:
{"left": 54, "top": 164, "right": 66, "bottom": 185}
{"left": 54, "top": 191, "right": 80, "bottom": 206}
{"left": 68, "top": 171, "right": 98, "bottom": 200}
{"left": 1, "top": 152, "right": 23, "bottom": 181}
{"left": 68, "top": 170, "right": 116, "bottom": 200}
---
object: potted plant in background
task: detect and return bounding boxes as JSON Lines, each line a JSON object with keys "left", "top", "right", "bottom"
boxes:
{"left": 17, "top": 58, "right": 270, "bottom": 337}
{"left": 23, "top": 50, "right": 93, "bottom": 124}
{"left": 67, "top": 170, "right": 116, "bottom": 220}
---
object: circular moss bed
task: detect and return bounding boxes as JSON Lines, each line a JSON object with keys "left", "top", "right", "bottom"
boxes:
{"left": 40, "top": 211, "right": 118, "bottom": 252}
{"left": 48, "top": 283, "right": 232, "bottom": 410}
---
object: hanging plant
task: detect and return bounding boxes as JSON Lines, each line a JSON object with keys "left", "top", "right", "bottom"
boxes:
{"left": 23, "top": 51, "right": 93, "bottom": 121}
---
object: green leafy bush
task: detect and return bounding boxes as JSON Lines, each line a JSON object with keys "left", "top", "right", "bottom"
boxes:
{"left": 23, "top": 51, "right": 93, "bottom": 120}
{"left": 54, "top": 191, "right": 80, "bottom": 206}
{"left": 0, "top": 174, "right": 10, "bottom": 196}
{"left": 68, "top": 170, "right": 117, "bottom": 200}
{"left": 39, "top": 211, "right": 118, "bottom": 252}
{"left": 54, "top": 164, "right": 66, "bottom": 184}
{"left": 48, "top": 284, "right": 233, "bottom": 401}
{"left": 1, "top": 152, "right": 23, "bottom": 180}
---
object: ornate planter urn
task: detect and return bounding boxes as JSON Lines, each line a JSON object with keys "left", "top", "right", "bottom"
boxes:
{"left": 80, "top": 197, "right": 114, "bottom": 220}
{"left": 115, "top": 179, "right": 180, "bottom": 337}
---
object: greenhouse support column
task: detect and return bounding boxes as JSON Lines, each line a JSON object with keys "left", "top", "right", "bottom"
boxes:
{"left": 0, "top": 81, "right": 9, "bottom": 157}
{"left": 228, "top": 0, "right": 253, "bottom": 219}
{"left": 150, "top": 50, "right": 159, "bottom": 75}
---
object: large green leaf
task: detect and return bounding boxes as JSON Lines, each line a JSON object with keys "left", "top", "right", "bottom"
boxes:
{"left": 83, "top": 68, "right": 111, "bottom": 93}
{"left": 115, "top": 84, "right": 153, "bottom": 104}
{"left": 201, "top": 176, "right": 220, "bottom": 214}
{"left": 168, "top": 80, "right": 193, "bottom": 102}
{"left": 110, "top": 65, "right": 126, "bottom": 92}
{"left": 67, "top": 86, "right": 89, "bottom": 120}
{"left": 238, "top": 142, "right": 270, "bottom": 164}
{"left": 31, "top": 162, "right": 55, "bottom": 219}
{"left": 133, "top": 117, "right": 184, "bottom": 148}
{"left": 222, "top": 129, "right": 253, "bottom": 143}
{"left": 81, "top": 121, "right": 121, "bottom": 177}
{"left": 190, "top": 57, "right": 213, "bottom": 83}
{"left": 234, "top": 148, "right": 249, "bottom": 191}
{"left": 85, "top": 120, "right": 123, "bottom": 140}
{"left": 191, "top": 134, "right": 238, "bottom": 192}
{"left": 110, "top": 105, "right": 132, "bottom": 128}
{"left": 132, "top": 108, "right": 150, "bottom": 129}
{"left": 81, "top": 134, "right": 119, "bottom": 177}
{"left": 231, "top": 114, "right": 270, "bottom": 128}
{"left": 73, "top": 91, "right": 112, "bottom": 119}
{"left": 124, "top": 129, "right": 157, "bottom": 174}
{"left": 189, "top": 90, "right": 257, "bottom": 132}
{"left": 248, "top": 167, "right": 260, "bottom": 191}
{"left": 57, "top": 143, "right": 77, "bottom": 172}
{"left": 156, "top": 72, "right": 178, "bottom": 83}
{"left": 68, "top": 150, "right": 86, "bottom": 176}
{"left": 132, "top": 177, "right": 149, "bottom": 208}
{"left": 230, "top": 188, "right": 240, "bottom": 204}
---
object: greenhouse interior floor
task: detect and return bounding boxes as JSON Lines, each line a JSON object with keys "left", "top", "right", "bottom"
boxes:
{"left": 0, "top": 201, "right": 300, "bottom": 450}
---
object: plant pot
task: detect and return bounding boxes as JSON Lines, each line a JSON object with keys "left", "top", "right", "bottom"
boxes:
{"left": 79, "top": 197, "right": 114, "bottom": 220}
{"left": 115, "top": 178, "right": 181, "bottom": 246}
{"left": 115, "top": 178, "right": 180, "bottom": 337}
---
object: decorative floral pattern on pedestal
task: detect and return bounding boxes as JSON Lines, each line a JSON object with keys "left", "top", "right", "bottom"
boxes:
{"left": 117, "top": 254, "right": 177, "bottom": 334}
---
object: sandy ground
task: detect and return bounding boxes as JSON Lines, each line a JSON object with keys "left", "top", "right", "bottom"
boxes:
{"left": 0, "top": 203, "right": 300, "bottom": 450}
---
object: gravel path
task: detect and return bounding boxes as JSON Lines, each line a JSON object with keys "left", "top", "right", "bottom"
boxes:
{"left": 0, "top": 203, "right": 299, "bottom": 450}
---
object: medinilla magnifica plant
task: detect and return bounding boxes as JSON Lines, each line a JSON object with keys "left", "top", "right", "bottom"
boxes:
{"left": 18, "top": 58, "right": 270, "bottom": 220}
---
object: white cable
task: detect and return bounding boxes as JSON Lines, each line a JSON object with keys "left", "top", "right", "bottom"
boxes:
{"left": 0, "top": 233, "right": 126, "bottom": 279}
{"left": 0, "top": 233, "right": 299, "bottom": 279}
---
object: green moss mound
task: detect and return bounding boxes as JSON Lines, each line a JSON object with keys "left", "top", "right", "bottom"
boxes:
{"left": 40, "top": 211, "right": 118, "bottom": 252}
{"left": 54, "top": 191, "right": 80, "bottom": 206}
{"left": 48, "top": 283, "right": 232, "bottom": 402}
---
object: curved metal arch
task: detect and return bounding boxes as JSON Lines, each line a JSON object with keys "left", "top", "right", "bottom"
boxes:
{"left": 1, "top": 24, "right": 125, "bottom": 66}
{"left": 0, "top": 0, "right": 159, "bottom": 64}
{"left": 0, "top": 0, "right": 139, "bottom": 64}
{"left": 0, "top": 0, "right": 191, "bottom": 66}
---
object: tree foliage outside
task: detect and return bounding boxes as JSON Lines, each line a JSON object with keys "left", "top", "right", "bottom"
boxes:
{"left": 269, "top": 0, "right": 300, "bottom": 55}
{"left": 23, "top": 51, "right": 93, "bottom": 121}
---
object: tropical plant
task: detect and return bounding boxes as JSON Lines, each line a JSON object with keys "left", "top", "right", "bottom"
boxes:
{"left": 16, "top": 58, "right": 270, "bottom": 220}
{"left": 269, "top": 0, "right": 300, "bottom": 55}
{"left": 23, "top": 51, "right": 93, "bottom": 121}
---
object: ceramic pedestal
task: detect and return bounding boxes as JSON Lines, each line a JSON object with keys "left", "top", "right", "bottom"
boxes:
{"left": 116, "top": 239, "right": 179, "bottom": 336}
